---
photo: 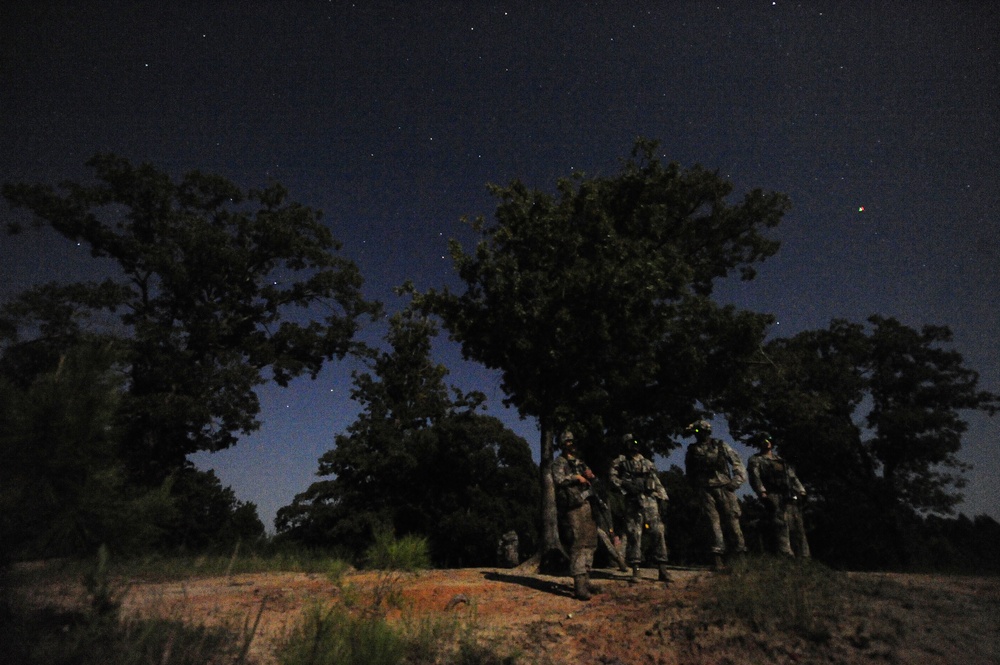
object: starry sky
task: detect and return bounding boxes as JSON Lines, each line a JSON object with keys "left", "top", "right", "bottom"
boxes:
{"left": 2, "top": 1, "right": 998, "bottom": 530}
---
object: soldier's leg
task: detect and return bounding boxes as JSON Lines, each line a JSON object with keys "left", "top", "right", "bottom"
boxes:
{"left": 720, "top": 489, "right": 747, "bottom": 553}
{"left": 567, "top": 503, "right": 599, "bottom": 571}
{"left": 623, "top": 507, "right": 644, "bottom": 567}
{"left": 699, "top": 489, "right": 726, "bottom": 555}
{"left": 641, "top": 498, "right": 671, "bottom": 582}
{"left": 642, "top": 497, "right": 668, "bottom": 564}
{"left": 770, "top": 497, "right": 793, "bottom": 557}
{"left": 787, "top": 503, "right": 811, "bottom": 558}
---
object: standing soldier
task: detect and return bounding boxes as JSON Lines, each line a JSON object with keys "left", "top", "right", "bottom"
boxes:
{"left": 610, "top": 433, "right": 671, "bottom": 584}
{"left": 747, "top": 432, "right": 811, "bottom": 559}
{"left": 552, "top": 431, "right": 600, "bottom": 600}
{"left": 683, "top": 419, "right": 748, "bottom": 570}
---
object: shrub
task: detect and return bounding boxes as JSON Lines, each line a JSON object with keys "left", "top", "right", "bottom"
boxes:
{"left": 364, "top": 531, "right": 431, "bottom": 572}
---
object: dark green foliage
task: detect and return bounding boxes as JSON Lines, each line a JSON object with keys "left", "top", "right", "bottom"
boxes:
{"left": 276, "top": 309, "right": 539, "bottom": 567}
{"left": 157, "top": 465, "right": 266, "bottom": 553}
{"left": 3, "top": 155, "right": 378, "bottom": 485}
{"left": 420, "top": 139, "right": 787, "bottom": 453}
{"left": 0, "top": 344, "right": 174, "bottom": 558}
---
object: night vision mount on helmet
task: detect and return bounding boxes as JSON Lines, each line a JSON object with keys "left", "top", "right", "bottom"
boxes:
{"left": 685, "top": 420, "right": 712, "bottom": 436}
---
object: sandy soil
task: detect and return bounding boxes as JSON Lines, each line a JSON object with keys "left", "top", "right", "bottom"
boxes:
{"left": 20, "top": 563, "right": 1000, "bottom": 664}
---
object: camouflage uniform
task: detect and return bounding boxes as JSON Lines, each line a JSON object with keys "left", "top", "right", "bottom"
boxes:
{"left": 748, "top": 446, "right": 810, "bottom": 558}
{"left": 684, "top": 422, "right": 748, "bottom": 559}
{"left": 609, "top": 448, "right": 669, "bottom": 570}
{"left": 552, "top": 436, "right": 599, "bottom": 595}
{"left": 496, "top": 530, "right": 520, "bottom": 568}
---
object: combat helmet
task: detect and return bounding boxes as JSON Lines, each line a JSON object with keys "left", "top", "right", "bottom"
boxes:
{"left": 685, "top": 419, "right": 712, "bottom": 437}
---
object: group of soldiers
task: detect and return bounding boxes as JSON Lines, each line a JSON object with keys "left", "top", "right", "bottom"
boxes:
{"left": 552, "top": 420, "right": 810, "bottom": 601}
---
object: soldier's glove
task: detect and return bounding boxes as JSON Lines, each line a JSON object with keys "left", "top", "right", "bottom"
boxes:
{"left": 727, "top": 480, "right": 742, "bottom": 492}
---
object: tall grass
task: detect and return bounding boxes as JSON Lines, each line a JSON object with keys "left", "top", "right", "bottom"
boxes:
{"left": 278, "top": 602, "right": 406, "bottom": 665}
{"left": 363, "top": 530, "right": 431, "bottom": 572}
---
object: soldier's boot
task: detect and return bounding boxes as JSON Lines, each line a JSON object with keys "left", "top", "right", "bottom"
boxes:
{"left": 573, "top": 575, "right": 592, "bottom": 601}
{"left": 657, "top": 564, "right": 672, "bottom": 584}
{"left": 712, "top": 553, "right": 726, "bottom": 572}
{"left": 629, "top": 565, "right": 642, "bottom": 584}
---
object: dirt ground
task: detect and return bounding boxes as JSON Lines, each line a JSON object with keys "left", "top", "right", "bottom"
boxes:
{"left": 20, "top": 563, "right": 1000, "bottom": 664}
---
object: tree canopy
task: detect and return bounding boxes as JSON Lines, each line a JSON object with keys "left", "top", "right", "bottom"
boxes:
{"left": 3, "top": 155, "right": 379, "bottom": 484}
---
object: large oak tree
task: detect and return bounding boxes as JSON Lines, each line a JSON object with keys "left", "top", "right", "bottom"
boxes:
{"left": 416, "top": 140, "right": 789, "bottom": 567}
{"left": 3, "top": 155, "right": 378, "bottom": 484}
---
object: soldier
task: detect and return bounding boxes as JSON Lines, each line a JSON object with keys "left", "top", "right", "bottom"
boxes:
{"left": 496, "top": 530, "right": 520, "bottom": 568}
{"left": 747, "top": 432, "right": 811, "bottom": 559}
{"left": 552, "top": 430, "right": 600, "bottom": 600}
{"left": 609, "top": 433, "right": 671, "bottom": 584}
{"left": 683, "top": 419, "right": 748, "bottom": 570}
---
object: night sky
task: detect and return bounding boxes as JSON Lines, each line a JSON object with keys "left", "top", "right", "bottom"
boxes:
{"left": 3, "top": 1, "right": 998, "bottom": 529}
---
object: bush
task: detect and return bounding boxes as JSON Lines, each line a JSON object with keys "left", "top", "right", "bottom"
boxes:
{"left": 364, "top": 531, "right": 431, "bottom": 572}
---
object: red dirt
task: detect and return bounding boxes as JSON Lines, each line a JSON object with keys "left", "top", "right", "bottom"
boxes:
{"left": 20, "top": 564, "right": 1000, "bottom": 665}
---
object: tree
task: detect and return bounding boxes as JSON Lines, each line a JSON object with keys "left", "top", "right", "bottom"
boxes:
{"left": 159, "top": 465, "right": 265, "bottom": 552}
{"left": 3, "top": 155, "right": 379, "bottom": 484}
{"left": 415, "top": 140, "right": 789, "bottom": 568}
{"left": 725, "top": 316, "right": 999, "bottom": 568}
{"left": 0, "top": 343, "right": 174, "bottom": 557}
{"left": 276, "top": 309, "right": 539, "bottom": 566}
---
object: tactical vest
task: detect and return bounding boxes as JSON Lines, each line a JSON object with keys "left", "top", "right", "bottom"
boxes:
{"left": 689, "top": 440, "right": 731, "bottom": 480}
{"left": 759, "top": 457, "right": 789, "bottom": 491}
{"left": 620, "top": 456, "right": 656, "bottom": 495}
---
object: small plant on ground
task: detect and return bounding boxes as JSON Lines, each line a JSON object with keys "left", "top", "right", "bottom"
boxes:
{"left": 364, "top": 529, "right": 431, "bottom": 572}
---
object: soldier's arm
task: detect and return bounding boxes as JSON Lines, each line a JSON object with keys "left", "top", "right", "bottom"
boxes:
{"left": 787, "top": 464, "right": 806, "bottom": 496}
{"left": 747, "top": 456, "right": 765, "bottom": 495}
{"left": 552, "top": 457, "right": 574, "bottom": 487}
{"left": 725, "top": 443, "right": 748, "bottom": 487}
{"left": 651, "top": 465, "right": 669, "bottom": 501}
{"left": 608, "top": 457, "right": 624, "bottom": 490}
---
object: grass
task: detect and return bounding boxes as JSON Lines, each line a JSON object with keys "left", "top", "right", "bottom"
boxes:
{"left": 363, "top": 531, "right": 432, "bottom": 572}
{"left": 704, "top": 555, "right": 845, "bottom": 642}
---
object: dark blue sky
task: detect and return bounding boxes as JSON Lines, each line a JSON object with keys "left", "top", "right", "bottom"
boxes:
{"left": 3, "top": 1, "right": 998, "bottom": 529}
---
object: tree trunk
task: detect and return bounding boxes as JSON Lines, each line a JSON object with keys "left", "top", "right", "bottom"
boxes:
{"left": 538, "top": 421, "right": 568, "bottom": 573}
